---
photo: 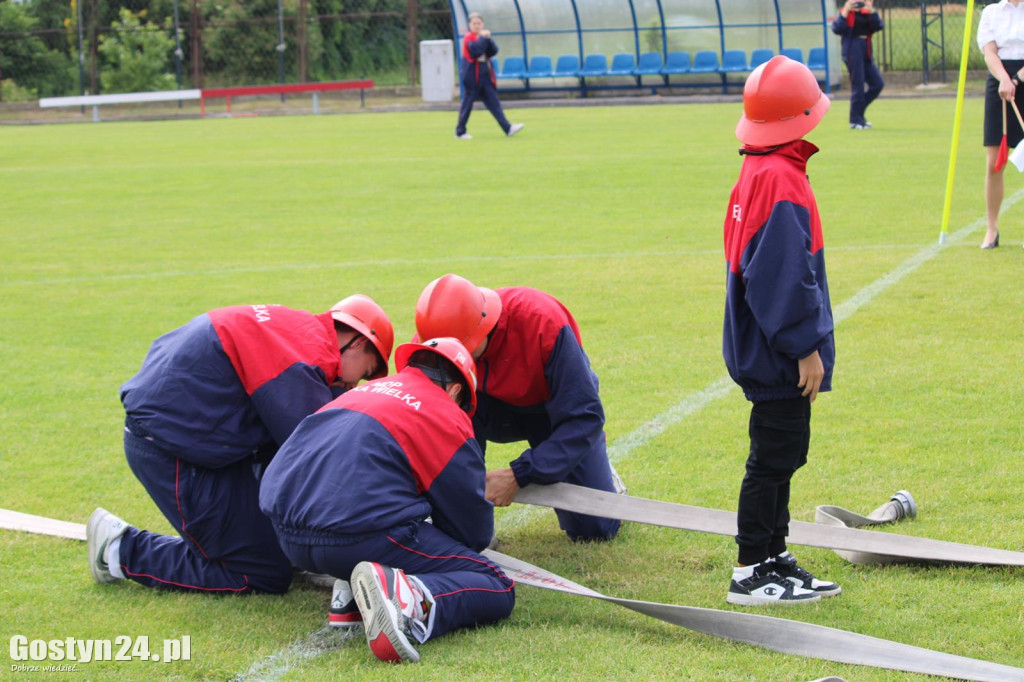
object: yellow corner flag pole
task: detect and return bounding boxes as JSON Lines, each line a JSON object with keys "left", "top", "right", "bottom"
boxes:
{"left": 939, "top": 0, "right": 977, "bottom": 245}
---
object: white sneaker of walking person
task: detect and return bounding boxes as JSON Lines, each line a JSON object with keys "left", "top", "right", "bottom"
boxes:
{"left": 87, "top": 508, "right": 130, "bottom": 584}
{"left": 351, "top": 561, "right": 435, "bottom": 663}
{"left": 726, "top": 561, "right": 821, "bottom": 606}
{"left": 507, "top": 123, "right": 524, "bottom": 137}
{"left": 455, "top": 133, "right": 473, "bottom": 140}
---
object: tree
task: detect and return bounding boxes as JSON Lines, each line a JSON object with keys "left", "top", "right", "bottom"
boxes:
{"left": 0, "top": 2, "right": 74, "bottom": 99}
{"left": 98, "top": 8, "right": 177, "bottom": 92}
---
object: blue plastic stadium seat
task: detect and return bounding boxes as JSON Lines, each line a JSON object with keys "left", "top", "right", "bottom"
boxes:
{"left": 749, "top": 48, "right": 773, "bottom": 70}
{"left": 806, "top": 47, "right": 828, "bottom": 71}
{"left": 690, "top": 50, "right": 720, "bottom": 74}
{"left": 497, "top": 56, "right": 525, "bottom": 79}
{"left": 660, "top": 51, "right": 691, "bottom": 75}
{"left": 608, "top": 53, "right": 637, "bottom": 76}
{"left": 636, "top": 52, "right": 664, "bottom": 75}
{"left": 719, "top": 49, "right": 749, "bottom": 73}
{"left": 780, "top": 47, "right": 803, "bottom": 64}
{"left": 579, "top": 54, "right": 609, "bottom": 77}
{"left": 524, "top": 55, "right": 553, "bottom": 79}
{"left": 552, "top": 54, "right": 580, "bottom": 77}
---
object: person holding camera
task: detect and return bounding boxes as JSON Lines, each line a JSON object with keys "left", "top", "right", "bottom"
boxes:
{"left": 977, "top": 0, "right": 1024, "bottom": 250}
{"left": 832, "top": 0, "right": 884, "bottom": 130}
{"left": 455, "top": 12, "right": 524, "bottom": 140}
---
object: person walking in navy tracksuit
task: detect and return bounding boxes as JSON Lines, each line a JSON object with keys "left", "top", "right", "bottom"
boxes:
{"left": 832, "top": 0, "right": 884, "bottom": 129}
{"left": 415, "top": 274, "right": 622, "bottom": 543}
{"left": 259, "top": 338, "right": 514, "bottom": 664}
{"left": 455, "top": 12, "right": 523, "bottom": 139}
{"left": 86, "top": 296, "right": 394, "bottom": 595}
{"left": 722, "top": 56, "right": 841, "bottom": 606}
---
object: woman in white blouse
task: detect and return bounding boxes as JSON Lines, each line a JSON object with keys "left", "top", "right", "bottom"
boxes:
{"left": 978, "top": 0, "right": 1024, "bottom": 249}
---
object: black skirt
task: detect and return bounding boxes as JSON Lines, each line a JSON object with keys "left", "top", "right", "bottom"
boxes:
{"left": 985, "top": 59, "right": 1024, "bottom": 147}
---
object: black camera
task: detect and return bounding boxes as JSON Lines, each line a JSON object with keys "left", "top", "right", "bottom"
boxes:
{"left": 852, "top": 1, "right": 865, "bottom": 8}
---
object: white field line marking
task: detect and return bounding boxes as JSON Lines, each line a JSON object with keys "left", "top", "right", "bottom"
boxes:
{"left": 2, "top": 244, "right": 919, "bottom": 288}
{"left": 231, "top": 194, "right": 1014, "bottom": 681}
{"left": 229, "top": 626, "right": 360, "bottom": 682}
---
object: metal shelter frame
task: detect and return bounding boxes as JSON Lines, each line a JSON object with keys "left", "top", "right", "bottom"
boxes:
{"left": 448, "top": 0, "right": 840, "bottom": 96}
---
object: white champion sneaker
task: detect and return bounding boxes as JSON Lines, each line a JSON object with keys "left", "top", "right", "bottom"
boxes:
{"left": 726, "top": 562, "right": 821, "bottom": 606}
{"left": 351, "top": 562, "right": 427, "bottom": 663}
{"left": 87, "top": 508, "right": 130, "bottom": 584}
{"left": 329, "top": 578, "right": 363, "bottom": 628}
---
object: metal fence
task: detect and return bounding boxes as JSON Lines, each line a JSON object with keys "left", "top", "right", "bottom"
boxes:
{"left": 0, "top": 0, "right": 453, "bottom": 102}
{"left": 0, "top": 1, "right": 992, "bottom": 103}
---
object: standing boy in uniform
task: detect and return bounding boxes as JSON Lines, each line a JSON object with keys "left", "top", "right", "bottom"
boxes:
{"left": 722, "top": 56, "right": 841, "bottom": 606}
{"left": 87, "top": 295, "right": 393, "bottom": 595}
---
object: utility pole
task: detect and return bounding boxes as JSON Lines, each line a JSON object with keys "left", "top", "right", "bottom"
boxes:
{"left": 299, "top": 0, "right": 308, "bottom": 82}
{"left": 173, "top": 0, "right": 184, "bottom": 107}
{"left": 191, "top": 0, "right": 202, "bottom": 88}
{"left": 407, "top": 0, "right": 419, "bottom": 85}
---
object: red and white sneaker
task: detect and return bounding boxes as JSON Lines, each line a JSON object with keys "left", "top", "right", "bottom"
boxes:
{"left": 351, "top": 562, "right": 422, "bottom": 663}
{"left": 328, "top": 579, "right": 363, "bottom": 628}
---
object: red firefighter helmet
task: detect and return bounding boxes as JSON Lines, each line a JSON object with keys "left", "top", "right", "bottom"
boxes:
{"left": 395, "top": 337, "right": 478, "bottom": 416}
{"left": 735, "top": 55, "right": 830, "bottom": 147}
{"left": 329, "top": 294, "right": 394, "bottom": 379}
{"left": 414, "top": 274, "right": 501, "bottom": 355}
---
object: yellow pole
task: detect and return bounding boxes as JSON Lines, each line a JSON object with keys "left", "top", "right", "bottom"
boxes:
{"left": 939, "top": 0, "right": 977, "bottom": 245}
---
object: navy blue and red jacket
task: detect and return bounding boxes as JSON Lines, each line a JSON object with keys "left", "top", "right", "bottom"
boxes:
{"left": 461, "top": 30, "right": 498, "bottom": 87}
{"left": 120, "top": 305, "right": 342, "bottom": 469}
{"left": 722, "top": 140, "right": 835, "bottom": 402}
{"left": 258, "top": 367, "right": 493, "bottom": 551}
{"left": 477, "top": 287, "right": 605, "bottom": 487}
{"left": 831, "top": 9, "right": 883, "bottom": 61}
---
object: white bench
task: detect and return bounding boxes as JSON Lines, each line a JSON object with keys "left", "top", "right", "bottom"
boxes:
{"left": 39, "top": 89, "right": 202, "bottom": 122}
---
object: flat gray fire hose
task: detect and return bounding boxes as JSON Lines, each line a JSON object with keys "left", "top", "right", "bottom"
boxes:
{"left": 514, "top": 483, "right": 1024, "bottom": 567}
{"left": 3, "top": 498, "right": 1023, "bottom": 679}
{"left": 482, "top": 548, "right": 1024, "bottom": 682}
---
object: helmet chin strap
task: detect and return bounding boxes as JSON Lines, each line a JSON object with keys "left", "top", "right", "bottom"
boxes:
{"left": 409, "top": 362, "right": 471, "bottom": 413}
{"left": 338, "top": 334, "right": 361, "bottom": 359}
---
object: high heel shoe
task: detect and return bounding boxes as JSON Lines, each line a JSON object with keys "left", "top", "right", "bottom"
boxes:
{"left": 981, "top": 232, "right": 1000, "bottom": 249}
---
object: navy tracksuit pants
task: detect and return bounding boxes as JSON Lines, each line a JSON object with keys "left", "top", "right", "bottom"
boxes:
{"left": 456, "top": 66, "right": 510, "bottom": 136}
{"left": 118, "top": 426, "right": 292, "bottom": 594}
{"left": 735, "top": 397, "right": 811, "bottom": 566}
{"left": 473, "top": 397, "right": 621, "bottom": 542}
{"left": 276, "top": 520, "right": 515, "bottom": 641}
{"left": 843, "top": 39, "right": 884, "bottom": 126}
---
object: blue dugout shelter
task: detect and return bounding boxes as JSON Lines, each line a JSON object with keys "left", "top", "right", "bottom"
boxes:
{"left": 448, "top": 0, "right": 842, "bottom": 95}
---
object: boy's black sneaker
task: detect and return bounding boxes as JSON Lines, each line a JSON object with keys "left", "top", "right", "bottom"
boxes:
{"left": 726, "top": 563, "right": 821, "bottom": 606}
{"left": 771, "top": 552, "right": 842, "bottom": 598}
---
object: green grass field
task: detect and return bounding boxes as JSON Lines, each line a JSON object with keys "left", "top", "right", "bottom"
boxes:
{"left": 2, "top": 97, "right": 1023, "bottom": 681}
